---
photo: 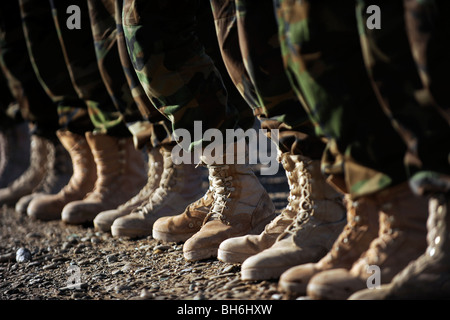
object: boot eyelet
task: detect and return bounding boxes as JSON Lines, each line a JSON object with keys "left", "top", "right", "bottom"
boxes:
{"left": 435, "top": 236, "right": 441, "bottom": 245}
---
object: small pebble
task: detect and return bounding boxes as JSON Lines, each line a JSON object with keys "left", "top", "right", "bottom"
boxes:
{"left": 115, "top": 284, "right": 131, "bottom": 293}
{"left": 112, "top": 269, "right": 123, "bottom": 275}
{"left": 0, "top": 252, "right": 16, "bottom": 263}
{"left": 153, "top": 245, "right": 171, "bottom": 252}
{"left": 16, "top": 248, "right": 32, "bottom": 263}
{"left": 271, "top": 293, "right": 283, "bottom": 300}
{"left": 106, "top": 254, "right": 119, "bottom": 263}
{"left": 42, "top": 263, "right": 57, "bottom": 270}
{"left": 90, "top": 237, "right": 101, "bottom": 244}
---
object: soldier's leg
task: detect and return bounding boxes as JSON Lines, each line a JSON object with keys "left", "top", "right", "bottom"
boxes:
{"left": 17, "top": 0, "right": 96, "bottom": 219}
{"left": 404, "top": 0, "right": 450, "bottom": 124}
{"left": 0, "top": 70, "right": 30, "bottom": 188}
{"left": 49, "top": 0, "right": 131, "bottom": 138}
{"left": 19, "top": 0, "right": 93, "bottom": 135}
{"left": 122, "top": 0, "right": 240, "bottom": 150}
{"left": 87, "top": 0, "right": 173, "bottom": 232}
{"left": 116, "top": 1, "right": 275, "bottom": 256}
{"left": 0, "top": 0, "right": 70, "bottom": 207}
{"left": 86, "top": 0, "right": 144, "bottom": 126}
{"left": 0, "top": 0, "right": 59, "bottom": 139}
{"left": 274, "top": 0, "right": 409, "bottom": 198}
{"left": 46, "top": 0, "right": 147, "bottom": 225}
{"left": 274, "top": 0, "right": 428, "bottom": 299}
{"left": 356, "top": 0, "right": 450, "bottom": 192}
{"left": 347, "top": 0, "right": 450, "bottom": 300}
{"left": 207, "top": 0, "right": 346, "bottom": 282}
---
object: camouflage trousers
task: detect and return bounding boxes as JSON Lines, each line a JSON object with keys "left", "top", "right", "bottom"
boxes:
{"left": 0, "top": 70, "right": 22, "bottom": 130}
{"left": 18, "top": 0, "right": 136, "bottom": 137}
{"left": 210, "top": 0, "right": 324, "bottom": 157}
{"left": 274, "top": 0, "right": 411, "bottom": 199}
{"left": 0, "top": 0, "right": 60, "bottom": 140}
{"left": 275, "top": 0, "right": 450, "bottom": 198}
{"left": 86, "top": 0, "right": 173, "bottom": 147}
{"left": 122, "top": 0, "right": 247, "bottom": 150}
{"left": 358, "top": 0, "right": 450, "bottom": 196}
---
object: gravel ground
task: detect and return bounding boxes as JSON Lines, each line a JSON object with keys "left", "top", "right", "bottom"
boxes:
{"left": 0, "top": 164, "right": 295, "bottom": 301}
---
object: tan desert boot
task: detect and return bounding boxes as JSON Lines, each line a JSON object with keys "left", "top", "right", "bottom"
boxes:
{"left": 277, "top": 194, "right": 379, "bottom": 296}
{"left": 239, "top": 156, "right": 346, "bottom": 280}
{"left": 307, "top": 183, "right": 428, "bottom": 300}
{"left": 15, "top": 138, "right": 72, "bottom": 214}
{"left": 61, "top": 132, "right": 147, "bottom": 225}
{"left": 152, "top": 186, "right": 214, "bottom": 243}
{"left": 182, "top": 161, "right": 276, "bottom": 262}
{"left": 0, "top": 121, "right": 30, "bottom": 188}
{"left": 110, "top": 145, "right": 205, "bottom": 238}
{"left": 349, "top": 193, "right": 450, "bottom": 300}
{"left": 217, "top": 152, "right": 312, "bottom": 264}
{"left": 27, "top": 130, "right": 97, "bottom": 221}
{"left": 93, "top": 146, "right": 164, "bottom": 232}
{"left": 0, "top": 135, "right": 52, "bottom": 207}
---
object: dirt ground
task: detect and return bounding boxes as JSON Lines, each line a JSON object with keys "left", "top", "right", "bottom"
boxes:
{"left": 0, "top": 164, "right": 297, "bottom": 301}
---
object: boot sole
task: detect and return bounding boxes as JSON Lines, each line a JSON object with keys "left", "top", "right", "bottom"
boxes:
{"left": 278, "top": 279, "right": 308, "bottom": 296}
{"left": 241, "top": 265, "right": 291, "bottom": 281}
{"left": 183, "top": 213, "right": 276, "bottom": 262}
{"left": 152, "top": 230, "right": 197, "bottom": 243}
{"left": 111, "top": 226, "right": 152, "bottom": 239}
{"left": 183, "top": 247, "right": 218, "bottom": 262}
{"left": 217, "top": 211, "right": 277, "bottom": 264}
{"left": 217, "top": 248, "right": 253, "bottom": 264}
{"left": 306, "top": 282, "right": 353, "bottom": 300}
{"left": 93, "top": 220, "right": 113, "bottom": 233}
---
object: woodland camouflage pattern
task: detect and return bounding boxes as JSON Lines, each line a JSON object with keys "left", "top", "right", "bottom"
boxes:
{"left": 0, "top": 0, "right": 60, "bottom": 138}
{"left": 357, "top": 0, "right": 450, "bottom": 196}
{"left": 49, "top": 0, "right": 131, "bottom": 136}
{"left": 18, "top": 0, "right": 93, "bottom": 135}
{"left": 122, "top": 0, "right": 241, "bottom": 150}
{"left": 210, "top": 0, "right": 325, "bottom": 157}
{"left": 87, "top": 0, "right": 172, "bottom": 147}
{"left": 274, "top": 0, "right": 410, "bottom": 199}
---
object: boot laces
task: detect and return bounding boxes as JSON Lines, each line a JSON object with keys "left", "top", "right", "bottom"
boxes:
{"left": 328, "top": 200, "right": 366, "bottom": 259}
{"left": 362, "top": 215, "right": 398, "bottom": 264}
{"left": 281, "top": 160, "right": 314, "bottom": 237}
{"left": 133, "top": 161, "right": 178, "bottom": 215}
{"left": 203, "top": 165, "right": 235, "bottom": 226}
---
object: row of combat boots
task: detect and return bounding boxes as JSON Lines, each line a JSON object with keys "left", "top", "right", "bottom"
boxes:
{"left": 1, "top": 123, "right": 448, "bottom": 299}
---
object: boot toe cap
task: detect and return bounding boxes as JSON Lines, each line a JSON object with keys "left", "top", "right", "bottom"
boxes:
{"left": 278, "top": 263, "right": 318, "bottom": 295}
{"left": 94, "top": 209, "right": 130, "bottom": 233}
{"left": 307, "top": 268, "right": 365, "bottom": 300}
{"left": 217, "top": 235, "right": 262, "bottom": 264}
{"left": 15, "top": 194, "right": 36, "bottom": 214}
{"left": 27, "top": 195, "right": 64, "bottom": 221}
{"left": 62, "top": 201, "right": 101, "bottom": 225}
{"left": 110, "top": 213, "right": 153, "bottom": 238}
